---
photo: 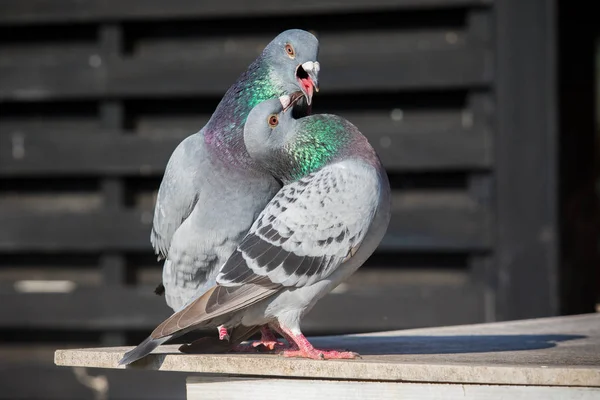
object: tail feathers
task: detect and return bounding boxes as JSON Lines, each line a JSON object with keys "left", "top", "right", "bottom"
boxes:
{"left": 118, "top": 335, "right": 172, "bottom": 366}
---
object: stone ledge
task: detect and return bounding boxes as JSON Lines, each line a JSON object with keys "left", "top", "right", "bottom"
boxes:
{"left": 55, "top": 313, "right": 600, "bottom": 387}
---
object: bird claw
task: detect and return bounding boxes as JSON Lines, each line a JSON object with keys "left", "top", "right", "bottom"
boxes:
{"left": 217, "top": 325, "right": 230, "bottom": 341}
{"left": 229, "top": 340, "right": 288, "bottom": 353}
{"left": 251, "top": 340, "right": 287, "bottom": 351}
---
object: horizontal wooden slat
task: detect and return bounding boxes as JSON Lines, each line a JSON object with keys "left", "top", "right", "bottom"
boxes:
{"left": 0, "top": 62, "right": 104, "bottom": 100}
{"left": 305, "top": 283, "right": 484, "bottom": 333}
{"left": 135, "top": 30, "right": 469, "bottom": 61}
{"left": 0, "top": 364, "right": 96, "bottom": 400}
{"left": 0, "top": 267, "right": 101, "bottom": 286}
{"left": 0, "top": 363, "right": 187, "bottom": 400}
{"left": 353, "top": 113, "right": 492, "bottom": 171}
{"left": 0, "top": 280, "right": 484, "bottom": 332}
{"left": 0, "top": 120, "right": 491, "bottom": 176}
{"left": 0, "top": 287, "right": 171, "bottom": 329}
{"left": 0, "top": 210, "right": 151, "bottom": 252}
{"left": 0, "top": 132, "right": 176, "bottom": 176}
{"left": 383, "top": 192, "right": 490, "bottom": 251}
{"left": 0, "top": 0, "right": 492, "bottom": 25}
{"left": 0, "top": 43, "right": 99, "bottom": 66}
{"left": 0, "top": 119, "right": 99, "bottom": 133}
{"left": 0, "top": 29, "right": 473, "bottom": 69}
{"left": 0, "top": 47, "right": 491, "bottom": 101}
{"left": 0, "top": 193, "right": 491, "bottom": 252}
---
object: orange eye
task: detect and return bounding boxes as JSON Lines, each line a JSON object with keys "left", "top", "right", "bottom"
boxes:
{"left": 284, "top": 43, "right": 295, "bottom": 59}
{"left": 268, "top": 114, "right": 279, "bottom": 128}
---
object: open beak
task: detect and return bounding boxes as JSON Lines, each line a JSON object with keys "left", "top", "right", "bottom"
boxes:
{"left": 295, "top": 61, "right": 320, "bottom": 106}
{"left": 279, "top": 92, "right": 305, "bottom": 113}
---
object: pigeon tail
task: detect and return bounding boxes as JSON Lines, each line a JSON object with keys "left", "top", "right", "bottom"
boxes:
{"left": 118, "top": 335, "right": 172, "bottom": 366}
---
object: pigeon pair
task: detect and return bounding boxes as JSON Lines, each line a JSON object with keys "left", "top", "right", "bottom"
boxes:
{"left": 119, "top": 29, "right": 391, "bottom": 365}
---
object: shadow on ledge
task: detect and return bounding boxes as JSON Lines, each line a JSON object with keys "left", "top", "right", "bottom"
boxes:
{"left": 308, "top": 334, "right": 586, "bottom": 355}
{"left": 127, "top": 333, "right": 586, "bottom": 370}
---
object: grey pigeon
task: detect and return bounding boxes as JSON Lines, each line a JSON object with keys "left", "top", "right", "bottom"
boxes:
{"left": 151, "top": 29, "right": 319, "bottom": 321}
{"left": 119, "top": 96, "right": 390, "bottom": 365}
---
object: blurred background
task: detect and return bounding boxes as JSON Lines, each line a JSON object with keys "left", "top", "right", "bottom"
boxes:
{"left": 0, "top": 0, "right": 597, "bottom": 399}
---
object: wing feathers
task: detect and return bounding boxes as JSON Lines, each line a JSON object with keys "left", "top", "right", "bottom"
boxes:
{"left": 149, "top": 161, "right": 379, "bottom": 340}
{"left": 218, "top": 161, "right": 380, "bottom": 288}
{"left": 151, "top": 279, "right": 278, "bottom": 338}
{"left": 151, "top": 135, "right": 203, "bottom": 258}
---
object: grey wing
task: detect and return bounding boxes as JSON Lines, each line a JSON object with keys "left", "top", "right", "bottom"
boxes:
{"left": 151, "top": 134, "right": 203, "bottom": 259}
{"left": 217, "top": 160, "right": 381, "bottom": 288}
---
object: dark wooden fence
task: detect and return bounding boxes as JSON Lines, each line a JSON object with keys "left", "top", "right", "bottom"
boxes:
{"left": 0, "top": 0, "right": 567, "bottom": 399}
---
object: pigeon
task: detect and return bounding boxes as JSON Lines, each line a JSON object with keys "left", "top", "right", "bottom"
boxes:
{"left": 150, "top": 30, "right": 320, "bottom": 345}
{"left": 118, "top": 96, "right": 390, "bottom": 365}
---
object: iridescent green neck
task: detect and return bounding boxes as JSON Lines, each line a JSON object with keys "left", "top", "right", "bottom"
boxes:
{"left": 284, "top": 116, "right": 353, "bottom": 181}
{"left": 205, "top": 58, "right": 284, "bottom": 167}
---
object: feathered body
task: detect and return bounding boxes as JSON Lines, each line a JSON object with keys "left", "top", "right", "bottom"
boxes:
{"left": 152, "top": 30, "right": 319, "bottom": 311}
{"left": 120, "top": 98, "right": 390, "bottom": 365}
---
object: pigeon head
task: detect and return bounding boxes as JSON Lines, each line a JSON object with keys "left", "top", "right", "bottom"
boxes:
{"left": 243, "top": 98, "right": 291, "bottom": 167}
{"left": 244, "top": 97, "right": 360, "bottom": 183}
{"left": 203, "top": 30, "right": 320, "bottom": 166}
{"left": 262, "top": 29, "right": 320, "bottom": 106}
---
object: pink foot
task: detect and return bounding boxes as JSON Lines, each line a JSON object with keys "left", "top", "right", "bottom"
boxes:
{"left": 217, "top": 325, "right": 230, "bottom": 341}
{"left": 252, "top": 326, "right": 287, "bottom": 351}
{"left": 283, "top": 348, "right": 359, "bottom": 360}
{"left": 228, "top": 326, "right": 288, "bottom": 353}
{"left": 251, "top": 340, "right": 288, "bottom": 351}
{"left": 229, "top": 342, "right": 286, "bottom": 353}
{"left": 270, "top": 322, "right": 361, "bottom": 361}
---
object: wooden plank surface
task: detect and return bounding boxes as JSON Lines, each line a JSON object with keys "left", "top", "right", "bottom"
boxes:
{"left": 494, "top": 0, "right": 559, "bottom": 320}
{"left": 0, "top": 278, "right": 484, "bottom": 332}
{"left": 110, "top": 48, "right": 491, "bottom": 96}
{"left": 55, "top": 313, "right": 600, "bottom": 387}
{"left": 0, "top": 287, "right": 171, "bottom": 330}
{"left": 186, "top": 378, "right": 600, "bottom": 400}
{"left": 0, "top": 363, "right": 187, "bottom": 400}
{"left": 0, "top": 121, "right": 491, "bottom": 176}
{"left": 0, "top": 0, "right": 493, "bottom": 25}
{"left": 133, "top": 30, "right": 471, "bottom": 60}
{"left": 0, "top": 194, "right": 491, "bottom": 252}
{"left": 0, "top": 48, "right": 490, "bottom": 101}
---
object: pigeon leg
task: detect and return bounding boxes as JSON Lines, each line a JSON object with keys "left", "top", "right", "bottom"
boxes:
{"left": 217, "top": 325, "right": 230, "bottom": 341}
{"left": 273, "top": 322, "right": 359, "bottom": 360}
{"left": 269, "top": 323, "right": 299, "bottom": 350}
{"left": 230, "top": 326, "right": 288, "bottom": 352}
{"left": 251, "top": 326, "right": 287, "bottom": 350}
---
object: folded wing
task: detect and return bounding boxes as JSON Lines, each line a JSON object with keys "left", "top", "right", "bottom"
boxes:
{"left": 150, "top": 160, "right": 380, "bottom": 339}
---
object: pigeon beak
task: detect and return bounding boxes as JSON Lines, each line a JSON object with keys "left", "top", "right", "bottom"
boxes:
{"left": 279, "top": 92, "right": 305, "bottom": 113}
{"left": 279, "top": 94, "right": 291, "bottom": 110}
{"left": 296, "top": 61, "right": 320, "bottom": 106}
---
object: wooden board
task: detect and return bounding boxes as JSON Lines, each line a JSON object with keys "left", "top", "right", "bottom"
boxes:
{"left": 0, "top": 280, "right": 484, "bottom": 332}
{"left": 0, "top": 48, "right": 490, "bottom": 101}
{"left": 0, "top": 0, "right": 493, "bottom": 24}
{"left": 0, "top": 117, "right": 491, "bottom": 176}
{"left": 54, "top": 314, "right": 600, "bottom": 387}
{"left": 187, "top": 378, "right": 600, "bottom": 400}
{"left": 0, "top": 196, "right": 492, "bottom": 252}
{"left": 0, "top": 363, "right": 187, "bottom": 400}
{"left": 493, "top": 0, "right": 559, "bottom": 320}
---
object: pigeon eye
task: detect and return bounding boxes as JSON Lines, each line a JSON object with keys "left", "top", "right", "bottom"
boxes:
{"left": 268, "top": 114, "right": 279, "bottom": 128}
{"left": 284, "top": 43, "right": 296, "bottom": 59}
